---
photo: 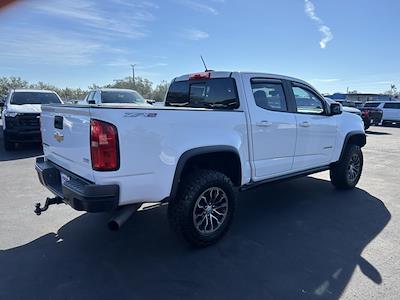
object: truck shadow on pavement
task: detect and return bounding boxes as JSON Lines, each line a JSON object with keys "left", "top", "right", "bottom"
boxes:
{"left": 0, "top": 177, "right": 390, "bottom": 300}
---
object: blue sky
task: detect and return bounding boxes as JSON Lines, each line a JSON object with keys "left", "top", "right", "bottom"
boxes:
{"left": 0, "top": 0, "right": 399, "bottom": 94}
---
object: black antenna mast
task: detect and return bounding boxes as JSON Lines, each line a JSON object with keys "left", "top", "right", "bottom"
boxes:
{"left": 200, "top": 55, "right": 208, "bottom": 71}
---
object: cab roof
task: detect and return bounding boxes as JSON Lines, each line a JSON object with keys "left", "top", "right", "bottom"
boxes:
{"left": 90, "top": 88, "right": 139, "bottom": 92}
{"left": 173, "top": 71, "right": 316, "bottom": 91}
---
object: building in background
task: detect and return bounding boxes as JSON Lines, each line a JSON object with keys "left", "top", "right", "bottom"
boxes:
{"left": 326, "top": 93, "right": 398, "bottom": 103}
{"left": 346, "top": 93, "right": 397, "bottom": 103}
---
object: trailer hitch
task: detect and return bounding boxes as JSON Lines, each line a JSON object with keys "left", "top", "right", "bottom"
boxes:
{"left": 34, "top": 196, "right": 64, "bottom": 215}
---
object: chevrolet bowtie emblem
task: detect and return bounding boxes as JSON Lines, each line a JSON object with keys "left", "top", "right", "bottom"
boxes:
{"left": 54, "top": 131, "right": 64, "bottom": 143}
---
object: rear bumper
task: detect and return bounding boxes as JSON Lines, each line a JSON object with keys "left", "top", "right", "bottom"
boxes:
{"left": 35, "top": 157, "right": 119, "bottom": 212}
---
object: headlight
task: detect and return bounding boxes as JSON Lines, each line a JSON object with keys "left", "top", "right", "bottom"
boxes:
{"left": 5, "top": 112, "right": 19, "bottom": 117}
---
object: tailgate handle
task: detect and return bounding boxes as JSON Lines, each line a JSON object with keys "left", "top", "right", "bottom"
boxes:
{"left": 54, "top": 116, "right": 63, "bottom": 129}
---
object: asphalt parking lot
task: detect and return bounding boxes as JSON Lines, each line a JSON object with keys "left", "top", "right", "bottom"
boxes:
{"left": 0, "top": 121, "right": 399, "bottom": 300}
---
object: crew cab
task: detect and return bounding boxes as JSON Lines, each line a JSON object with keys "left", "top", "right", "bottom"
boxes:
{"left": 35, "top": 71, "right": 366, "bottom": 246}
{"left": 1, "top": 89, "right": 63, "bottom": 150}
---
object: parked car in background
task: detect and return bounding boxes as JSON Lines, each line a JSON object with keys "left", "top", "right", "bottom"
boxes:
{"left": 360, "top": 102, "right": 384, "bottom": 127}
{"left": 0, "top": 97, "right": 5, "bottom": 117}
{"left": 83, "top": 88, "right": 152, "bottom": 106}
{"left": 330, "top": 99, "right": 373, "bottom": 129}
{"left": 1, "top": 89, "right": 63, "bottom": 150}
{"left": 325, "top": 98, "right": 360, "bottom": 114}
{"left": 364, "top": 101, "right": 400, "bottom": 125}
{"left": 35, "top": 71, "right": 366, "bottom": 247}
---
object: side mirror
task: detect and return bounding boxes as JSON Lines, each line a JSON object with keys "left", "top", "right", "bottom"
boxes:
{"left": 88, "top": 100, "right": 96, "bottom": 105}
{"left": 146, "top": 99, "right": 155, "bottom": 105}
{"left": 330, "top": 102, "right": 342, "bottom": 116}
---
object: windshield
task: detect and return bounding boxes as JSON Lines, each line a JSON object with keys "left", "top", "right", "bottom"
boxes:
{"left": 101, "top": 90, "right": 145, "bottom": 104}
{"left": 364, "top": 102, "right": 381, "bottom": 108}
{"left": 11, "top": 92, "right": 61, "bottom": 105}
{"left": 340, "top": 101, "right": 356, "bottom": 108}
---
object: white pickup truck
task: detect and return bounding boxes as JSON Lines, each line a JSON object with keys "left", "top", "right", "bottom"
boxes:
{"left": 35, "top": 71, "right": 366, "bottom": 246}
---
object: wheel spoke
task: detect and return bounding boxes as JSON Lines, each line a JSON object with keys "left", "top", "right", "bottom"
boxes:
{"left": 212, "top": 209, "right": 224, "bottom": 216}
{"left": 209, "top": 215, "right": 214, "bottom": 232}
{"left": 211, "top": 214, "right": 221, "bottom": 226}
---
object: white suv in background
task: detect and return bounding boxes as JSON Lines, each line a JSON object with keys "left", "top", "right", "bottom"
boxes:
{"left": 364, "top": 101, "right": 400, "bottom": 124}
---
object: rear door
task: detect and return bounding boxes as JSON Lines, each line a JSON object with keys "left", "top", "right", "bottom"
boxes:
{"left": 289, "top": 83, "right": 337, "bottom": 171}
{"left": 243, "top": 75, "right": 297, "bottom": 180}
{"left": 41, "top": 105, "right": 94, "bottom": 181}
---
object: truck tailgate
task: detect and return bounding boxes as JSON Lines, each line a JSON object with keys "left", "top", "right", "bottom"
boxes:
{"left": 41, "top": 105, "right": 94, "bottom": 182}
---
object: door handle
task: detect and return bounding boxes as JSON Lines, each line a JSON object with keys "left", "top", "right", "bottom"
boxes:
{"left": 299, "top": 121, "right": 311, "bottom": 128}
{"left": 256, "top": 120, "right": 272, "bottom": 127}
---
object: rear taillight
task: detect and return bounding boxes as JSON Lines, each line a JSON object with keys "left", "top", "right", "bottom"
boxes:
{"left": 90, "top": 119, "right": 119, "bottom": 171}
{"left": 362, "top": 110, "right": 369, "bottom": 117}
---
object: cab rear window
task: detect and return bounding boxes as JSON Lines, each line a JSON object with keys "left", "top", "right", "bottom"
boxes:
{"left": 165, "top": 78, "right": 239, "bottom": 109}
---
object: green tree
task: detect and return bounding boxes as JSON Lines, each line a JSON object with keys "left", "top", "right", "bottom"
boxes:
{"left": 0, "top": 75, "right": 169, "bottom": 102}
{"left": 104, "top": 76, "right": 154, "bottom": 99}
{"left": 152, "top": 81, "right": 169, "bottom": 101}
{"left": 0, "top": 77, "right": 29, "bottom": 99}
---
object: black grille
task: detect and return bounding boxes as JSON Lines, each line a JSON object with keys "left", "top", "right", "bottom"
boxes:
{"left": 17, "top": 113, "right": 40, "bottom": 127}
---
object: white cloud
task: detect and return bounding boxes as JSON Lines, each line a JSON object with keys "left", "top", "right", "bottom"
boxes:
{"left": 180, "top": 29, "right": 210, "bottom": 41}
{"left": 177, "top": 0, "right": 218, "bottom": 15}
{"left": 311, "top": 78, "right": 340, "bottom": 83}
{"left": 30, "top": 0, "right": 156, "bottom": 39}
{"left": 0, "top": 28, "right": 102, "bottom": 66}
{"left": 137, "top": 63, "right": 168, "bottom": 69}
{"left": 105, "top": 59, "right": 140, "bottom": 67}
{"left": 304, "top": 0, "right": 333, "bottom": 49}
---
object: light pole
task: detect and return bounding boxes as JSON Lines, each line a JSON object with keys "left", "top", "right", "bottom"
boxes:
{"left": 131, "top": 64, "right": 136, "bottom": 89}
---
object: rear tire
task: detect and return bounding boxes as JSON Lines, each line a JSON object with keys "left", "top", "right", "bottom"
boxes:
{"left": 3, "top": 132, "right": 15, "bottom": 151}
{"left": 363, "top": 118, "right": 371, "bottom": 130}
{"left": 330, "top": 144, "right": 363, "bottom": 190}
{"left": 168, "top": 169, "right": 236, "bottom": 247}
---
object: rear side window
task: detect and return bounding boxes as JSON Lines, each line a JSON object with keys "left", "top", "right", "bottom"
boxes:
{"left": 165, "top": 78, "right": 239, "bottom": 109}
{"left": 364, "top": 102, "right": 381, "bottom": 108}
{"left": 383, "top": 102, "right": 400, "bottom": 109}
{"left": 251, "top": 82, "right": 287, "bottom": 112}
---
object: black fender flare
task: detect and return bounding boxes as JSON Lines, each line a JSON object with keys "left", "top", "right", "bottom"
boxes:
{"left": 338, "top": 131, "right": 366, "bottom": 162}
{"left": 169, "top": 145, "right": 241, "bottom": 199}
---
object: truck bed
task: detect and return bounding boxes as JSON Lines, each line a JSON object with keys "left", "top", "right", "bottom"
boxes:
{"left": 40, "top": 104, "right": 250, "bottom": 205}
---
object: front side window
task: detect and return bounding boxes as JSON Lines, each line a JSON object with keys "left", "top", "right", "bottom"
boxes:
{"left": 251, "top": 82, "right": 287, "bottom": 112}
{"left": 11, "top": 92, "right": 61, "bottom": 105}
{"left": 165, "top": 78, "right": 239, "bottom": 109}
{"left": 292, "top": 86, "right": 324, "bottom": 114}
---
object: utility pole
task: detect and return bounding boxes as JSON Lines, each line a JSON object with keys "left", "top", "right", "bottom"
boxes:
{"left": 131, "top": 64, "right": 136, "bottom": 89}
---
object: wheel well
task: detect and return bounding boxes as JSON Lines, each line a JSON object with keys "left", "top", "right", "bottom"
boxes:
{"left": 182, "top": 151, "right": 241, "bottom": 186}
{"left": 337, "top": 132, "right": 366, "bottom": 162}
{"left": 170, "top": 149, "right": 242, "bottom": 199}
